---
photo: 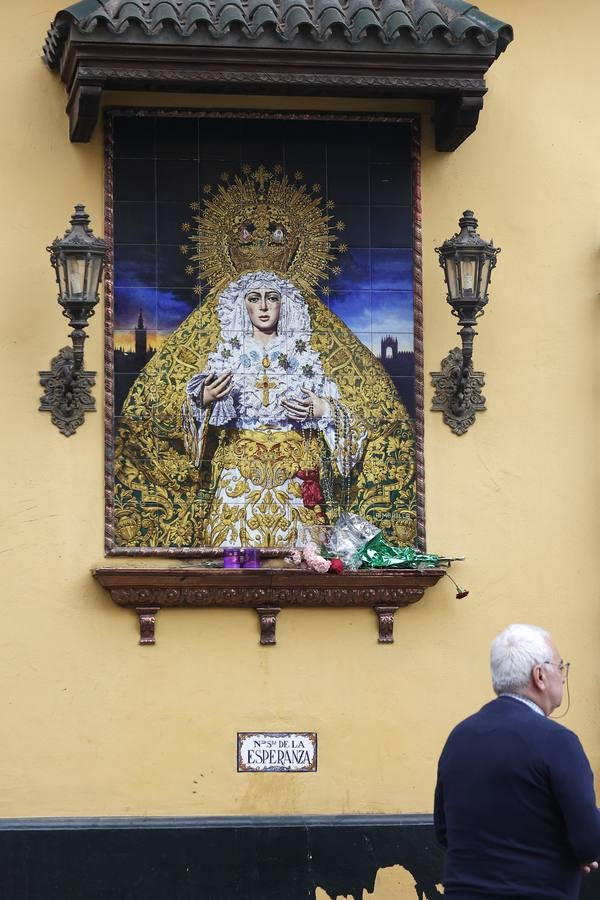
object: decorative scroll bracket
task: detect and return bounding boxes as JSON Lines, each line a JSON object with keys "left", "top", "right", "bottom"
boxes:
{"left": 256, "top": 607, "right": 280, "bottom": 645}
{"left": 374, "top": 606, "right": 400, "bottom": 643}
{"left": 137, "top": 606, "right": 160, "bottom": 645}
{"left": 431, "top": 347, "right": 486, "bottom": 435}
{"left": 67, "top": 83, "right": 102, "bottom": 143}
{"left": 433, "top": 92, "right": 485, "bottom": 152}
{"left": 39, "top": 347, "right": 96, "bottom": 436}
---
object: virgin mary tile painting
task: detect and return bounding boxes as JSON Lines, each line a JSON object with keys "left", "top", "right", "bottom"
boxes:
{"left": 109, "top": 113, "right": 419, "bottom": 551}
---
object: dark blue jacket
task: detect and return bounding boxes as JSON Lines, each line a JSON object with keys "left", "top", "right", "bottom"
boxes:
{"left": 434, "top": 695, "right": 600, "bottom": 898}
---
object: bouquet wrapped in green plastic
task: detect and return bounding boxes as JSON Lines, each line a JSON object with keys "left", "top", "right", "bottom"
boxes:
{"left": 321, "top": 514, "right": 468, "bottom": 596}
{"left": 355, "top": 533, "right": 457, "bottom": 570}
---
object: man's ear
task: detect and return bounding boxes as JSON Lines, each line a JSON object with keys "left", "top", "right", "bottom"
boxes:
{"left": 532, "top": 664, "right": 545, "bottom": 691}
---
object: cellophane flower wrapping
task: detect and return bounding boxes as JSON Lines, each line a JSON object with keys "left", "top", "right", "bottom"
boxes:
{"left": 355, "top": 534, "right": 442, "bottom": 569}
{"left": 323, "top": 512, "right": 381, "bottom": 569}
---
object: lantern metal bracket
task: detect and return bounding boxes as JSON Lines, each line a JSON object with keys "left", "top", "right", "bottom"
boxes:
{"left": 39, "top": 346, "right": 97, "bottom": 437}
{"left": 431, "top": 347, "right": 486, "bottom": 436}
{"left": 431, "top": 211, "right": 499, "bottom": 436}
{"left": 39, "top": 204, "right": 107, "bottom": 437}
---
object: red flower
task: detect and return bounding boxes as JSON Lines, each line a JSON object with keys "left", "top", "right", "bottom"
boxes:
{"left": 329, "top": 558, "right": 344, "bottom": 574}
{"left": 446, "top": 572, "right": 469, "bottom": 600}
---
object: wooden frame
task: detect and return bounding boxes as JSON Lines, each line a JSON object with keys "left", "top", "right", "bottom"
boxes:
{"left": 103, "top": 108, "right": 426, "bottom": 557}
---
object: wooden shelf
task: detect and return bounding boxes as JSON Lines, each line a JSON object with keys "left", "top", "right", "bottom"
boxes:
{"left": 93, "top": 566, "right": 446, "bottom": 645}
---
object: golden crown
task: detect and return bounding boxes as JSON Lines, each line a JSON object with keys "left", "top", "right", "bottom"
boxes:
{"left": 181, "top": 164, "right": 344, "bottom": 296}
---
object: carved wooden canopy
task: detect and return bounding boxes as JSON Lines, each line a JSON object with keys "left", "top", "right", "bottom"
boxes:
{"left": 43, "top": 0, "right": 513, "bottom": 150}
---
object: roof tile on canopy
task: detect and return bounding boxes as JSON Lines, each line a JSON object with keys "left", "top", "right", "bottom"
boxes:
{"left": 44, "top": 0, "right": 512, "bottom": 63}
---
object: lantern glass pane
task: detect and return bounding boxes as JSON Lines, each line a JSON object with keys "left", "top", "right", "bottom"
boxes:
{"left": 85, "top": 255, "right": 102, "bottom": 299}
{"left": 460, "top": 258, "right": 477, "bottom": 295}
{"left": 66, "top": 256, "right": 86, "bottom": 296}
{"left": 56, "top": 257, "right": 68, "bottom": 299}
{"left": 445, "top": 258, "right": 459, "bottom": 300}
{"left": 479, "top": 258, "right": 492, "bottom": 296}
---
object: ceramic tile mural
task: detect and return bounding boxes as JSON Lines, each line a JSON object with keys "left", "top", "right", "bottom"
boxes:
{"left": 107, "top": 112, "right": 420, "bottom": 552}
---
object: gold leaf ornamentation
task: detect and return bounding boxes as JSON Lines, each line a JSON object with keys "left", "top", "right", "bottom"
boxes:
{"left": 113, "top": 167, "right": 416, "bottom": 549}
{"left": 186, "top": 165, "right": 339, "bottom": 297}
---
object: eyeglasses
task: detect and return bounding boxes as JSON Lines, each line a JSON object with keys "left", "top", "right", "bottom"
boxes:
{"left": 546, "top": 660, "right": 572, "bottom": 720}
{"left": 543, "top": 660, "right": 570, "bottom": 676}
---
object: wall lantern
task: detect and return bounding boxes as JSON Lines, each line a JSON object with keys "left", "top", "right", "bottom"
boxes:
{"left": 431, "top": 211, "right": 500, "bottom": 435}
{"left": 39, "top": 204, "right": 108, "bottom": 436}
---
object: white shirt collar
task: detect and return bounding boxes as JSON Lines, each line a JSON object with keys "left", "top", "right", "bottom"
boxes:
{"left": 500, "top": 692, "right": 545, "bottom": 716}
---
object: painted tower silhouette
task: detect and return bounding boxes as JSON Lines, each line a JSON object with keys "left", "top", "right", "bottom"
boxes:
{"left": 377, "top": 334, "right": 415, "bottom": 418}
{"left": 381, "top": 335, "right": 398, "bottom": 361}
{"left": 134, "top": 309, "right": 147, "bottom": 366}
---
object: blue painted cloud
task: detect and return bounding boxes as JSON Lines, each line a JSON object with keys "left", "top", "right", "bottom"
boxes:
{"left": 157, "top": 288, "right": 198, "bottom": 331}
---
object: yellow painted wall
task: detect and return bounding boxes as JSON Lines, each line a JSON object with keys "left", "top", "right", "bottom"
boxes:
{"left": 1, "top": 1, "right": 599, "bottom": 857}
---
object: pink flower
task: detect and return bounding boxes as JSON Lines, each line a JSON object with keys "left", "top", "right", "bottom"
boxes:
{"left": 303, "top": 543, "right": 331, "bottom": 573}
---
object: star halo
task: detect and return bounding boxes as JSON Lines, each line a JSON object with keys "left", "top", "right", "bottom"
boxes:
{"left": 182, "top": 165, "right": 345, "bottom": 298}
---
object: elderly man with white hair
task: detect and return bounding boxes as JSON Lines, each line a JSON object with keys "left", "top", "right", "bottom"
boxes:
{"left": 434, "top": 623, "right": 600, "bottom": 899}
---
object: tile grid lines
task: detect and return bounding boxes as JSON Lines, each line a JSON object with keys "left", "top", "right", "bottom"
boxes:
{"left": 112, "top": 114, "right": 415, "bottom": 371}
{"left": 106, "top": 109, "right": 420, "bottom": 555}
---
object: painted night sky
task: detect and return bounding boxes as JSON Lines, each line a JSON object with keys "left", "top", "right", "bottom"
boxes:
{"left": 113, "top": 249, "right": 414, "bottom": 354}
{"left": 112, "top": 114, "right": 415, "bottom": 410}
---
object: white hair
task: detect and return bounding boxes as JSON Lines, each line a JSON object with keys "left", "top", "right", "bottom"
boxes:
{"left": 216, "top": 271, "right": 310, "bottom": 336}
{"left": 490, "top": 624, "right": 553, "bottom": 695}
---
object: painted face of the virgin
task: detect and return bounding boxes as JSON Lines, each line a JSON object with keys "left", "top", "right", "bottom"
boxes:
{"left": 244, "top": 286, "right": 281, "bottom": 335}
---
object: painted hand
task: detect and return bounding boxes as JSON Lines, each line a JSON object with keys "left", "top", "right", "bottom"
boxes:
{"left": 282, "top": 389, "right": 329, "bottom": 422}
{"left": 581, "top": 862, "right": 599, "bottom": 875}
{"left": 202, "top": 371, "right": 233, "bottom": 407}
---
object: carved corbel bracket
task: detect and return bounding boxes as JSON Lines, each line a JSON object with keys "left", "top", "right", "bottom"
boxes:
{"left": 256, "top": 607, "right": 280, "bottom": 645}
{"left": 136, "top": 607, "right": 160, "bottom": 645}
{"left": 67, "top": 83, "right": 102, "bottom": 143}
{"left": 434, "top": 92, "right": 486, "bottom": 152}
{"left": 374, "top": 606, "right": 400, "bottom": 643}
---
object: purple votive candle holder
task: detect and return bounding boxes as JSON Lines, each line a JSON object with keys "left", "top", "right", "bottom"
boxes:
{"left": 223, "top": 547, "right": 242, "bottom": 568}
{"left": 242, "top": 548, "right": 261, "bottom": 569}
